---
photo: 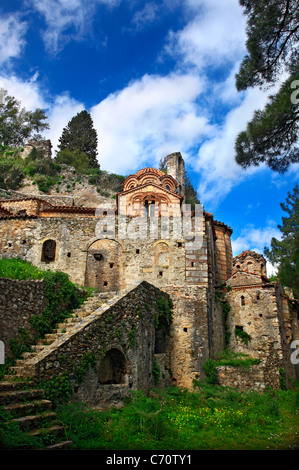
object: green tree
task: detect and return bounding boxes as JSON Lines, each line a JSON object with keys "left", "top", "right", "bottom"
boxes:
{"left": 264, "top": 184, "right": 299, "bottom": 298}
{"left": 235, "top": 0, "right": 299, "bottom": 172}
{"left": 0, "top": 88, "right": 49, "bottom": 147}
{"left": 184, "top": 173, "right": 200, "bottom": 209}
{"left": 57, "top": 110, "right": 99, "bottom": 169}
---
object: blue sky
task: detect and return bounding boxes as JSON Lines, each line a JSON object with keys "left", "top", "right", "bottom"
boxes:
{"left": 0, "top": 0, "right": 298, "bottom": 273}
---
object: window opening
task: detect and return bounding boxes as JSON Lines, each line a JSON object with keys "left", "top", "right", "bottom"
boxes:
{"left": 41, "top": 239, "right": 56, "bottom": 263}
{"left": 94, "top": 253, "right": 104, "bottom": 261}
{"left": 241, "top": 295, "right": 245, "bottom": 306}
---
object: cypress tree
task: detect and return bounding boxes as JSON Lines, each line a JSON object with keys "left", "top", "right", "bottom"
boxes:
{"left": 57, "top": 110, "right": 99, "bottom": 169}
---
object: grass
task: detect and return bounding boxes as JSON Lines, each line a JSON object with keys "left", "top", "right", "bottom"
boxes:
{"left": 0, "top": 257, "right": 44, "bottom": 280}
{"left": 56, "top": 384, "right": 299, "bottom": 450}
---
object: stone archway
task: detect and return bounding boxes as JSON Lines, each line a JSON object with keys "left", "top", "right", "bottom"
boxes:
{"left": 85, "top": 239, "right": 122, "bottom": 292}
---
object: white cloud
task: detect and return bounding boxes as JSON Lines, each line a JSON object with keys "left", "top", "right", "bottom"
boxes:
{"left": 0, "top": 74, "right": 46, "bottom": 110}
{"left": 131, "top": 2, "right": 159, "bottom": 31}
{"left": 0, "top": 14, "right": 27, "bottom": 65}
{"left": 231, "top": 222, "right": 281, "bottom": 257}
{"left": 28, "top": 0, "right": 120, "bottom": 53}
{"left": 194, "top": 86, "right": 271, "bottom": 207}
{"left": 91, "top": 73, "right": 213, "bottom": 174}
{"left": 165, "top": 0, "right": 247, "bottom": 70}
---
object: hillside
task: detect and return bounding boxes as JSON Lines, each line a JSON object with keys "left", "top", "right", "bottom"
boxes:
{"left": 0, "top": 145, "right": 125, "bottom": 207}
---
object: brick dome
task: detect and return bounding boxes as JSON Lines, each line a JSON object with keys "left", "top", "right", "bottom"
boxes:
{"left": 134, "top": 167, "right": 166, "bottom": 178}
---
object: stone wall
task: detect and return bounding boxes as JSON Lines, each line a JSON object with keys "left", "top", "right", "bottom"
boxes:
{"left": 217, "top": 343, "right": 282, "bottom": 391}
{"left": 224, "top": 279, "right": 299, "bottom": 387}
{"left": 217, "top": 365, "right": 267, "bottom": 392}
{"left": 0, "top": 189, "right": 74, "bottom": 207}
{"left": 163, "top": 285, "right": 210, "bottom": 388}
{"left": 0, "top": 278, "right": 46, "bottom": 357}
{"left": 24, "top": 281, "right": 171, "bottom": 407}
{"left": 0, "top": 215, "right": 213, "bottom": 289}
{"left": 214, "top": 222, "right": 233, "bottom": 286}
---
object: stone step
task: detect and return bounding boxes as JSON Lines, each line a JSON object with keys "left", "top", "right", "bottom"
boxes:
{"left": 3, "top": 373, "right": 27, "bottom": 381}
{"left": 22, "top": 351, "right": 37, "bottom": 360}
{"left": 46, "top": 440, "right": 73, "bottom": 450}
{"left": 7, "top": 366, "right": 26, "bottom": 376}
{"left": 37, "top": 333, "right": 57, "bottom": 344}
{"left": 28, "top": 424, "right": 65, "bottom": 441}
{"left": 32, "top": 344, "right": 48, "bottom": 352}
{"left": 11, "top": 412, "right": 58, "bottom": 431}
{"left": 3, "top": 399, "right": 52, "bottom": 417}
{"left": 0, "top": 381, "right": 32, "bottom": 392}
{"left": 0, "top": 388, "right": 45, "bottom": 405}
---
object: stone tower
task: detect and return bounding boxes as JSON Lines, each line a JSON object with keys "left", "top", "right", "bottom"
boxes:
{"left": 166, "top": 152, "right": 185, "bottom": 198}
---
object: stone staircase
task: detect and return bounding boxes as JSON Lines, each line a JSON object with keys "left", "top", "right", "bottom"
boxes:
{"left": 5, "top": 291, "right": 117, "bottom": 380}
{"left": 0, "top": 291, "right": 117, "bottom": 449}
{"left": 0, "top": 379, "right": 73, "bottom": 449}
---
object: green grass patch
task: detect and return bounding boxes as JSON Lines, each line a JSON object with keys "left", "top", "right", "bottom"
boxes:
{"left": 57, "top": 385, "right": 299, "bottom": 450}
{"left": 0, "top": 257, "right": 44, "bottom": 280}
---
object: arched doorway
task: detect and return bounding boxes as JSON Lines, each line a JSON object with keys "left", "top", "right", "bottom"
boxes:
{"left": 85, "top": 239, "right": 122, "bottom": 292}
{"left": 41, "top": 239, "right": 56, "bottom": 263}
{"left": 98, "top": 349, "right": 127, "bottom": 384}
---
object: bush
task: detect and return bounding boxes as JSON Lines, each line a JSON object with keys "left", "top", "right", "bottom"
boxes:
{"left": 55, "top": 149, "right": 90, "bottom": 173}
{"left": 0, "top": 157, "right": 25, "bottom": 190}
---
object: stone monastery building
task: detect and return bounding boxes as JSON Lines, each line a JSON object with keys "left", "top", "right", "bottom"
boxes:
{"left": 0, "top": 151, "right": 298, "bottom": 405}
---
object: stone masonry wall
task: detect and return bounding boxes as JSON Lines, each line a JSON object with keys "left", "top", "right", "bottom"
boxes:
{"left": 0, "top": 215, "right": 211, "bottom": 290}
{"left": 0, "top": 278, "right": 47, "bottom": 357}
{"left": 25, "top": 282, "right": 171, "bottom": 407}
{"left": 163, "top": 285, "right": 210, "bottom": 388}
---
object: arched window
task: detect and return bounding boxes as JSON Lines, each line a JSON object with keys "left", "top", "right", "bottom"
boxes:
{"left": 98, "top": 349, "right": 127, "bottom": 384}
{"left": 144, "top": 197, "right": 155, "bottom": 217}
{"left": 41, "top": 239, "right": 56, "bottom": 263}
{"left": 241, "top": 295, "right": 245, "bottom": 306}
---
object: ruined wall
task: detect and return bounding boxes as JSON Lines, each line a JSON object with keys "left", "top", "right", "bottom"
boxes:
{"left": 225, "top": 284, "right": 283, "bottom": 360}
{"left": 166, "top": 152, "right": 185, "bottom": 197}
{"left": 162, "top": 285, "right": 210, "bottom": 388}
{"left": 224, "top": 280, "right": 299, "bottom": 388}
{"left": 214, "top": 222, "right": 233, "bottom": 286}
{"left": 24, "top": 282, "right": 171, "bottom": 407}
{"left": 0, "top": 278, "right": 46, "bottom": 356}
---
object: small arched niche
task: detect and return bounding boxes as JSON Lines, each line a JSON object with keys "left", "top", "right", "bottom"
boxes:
{"left": 98, "top": 348, "right": 127, "bottom": 385}
{"left": 41, "top": 239, "right": 56, "bottom": 263}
